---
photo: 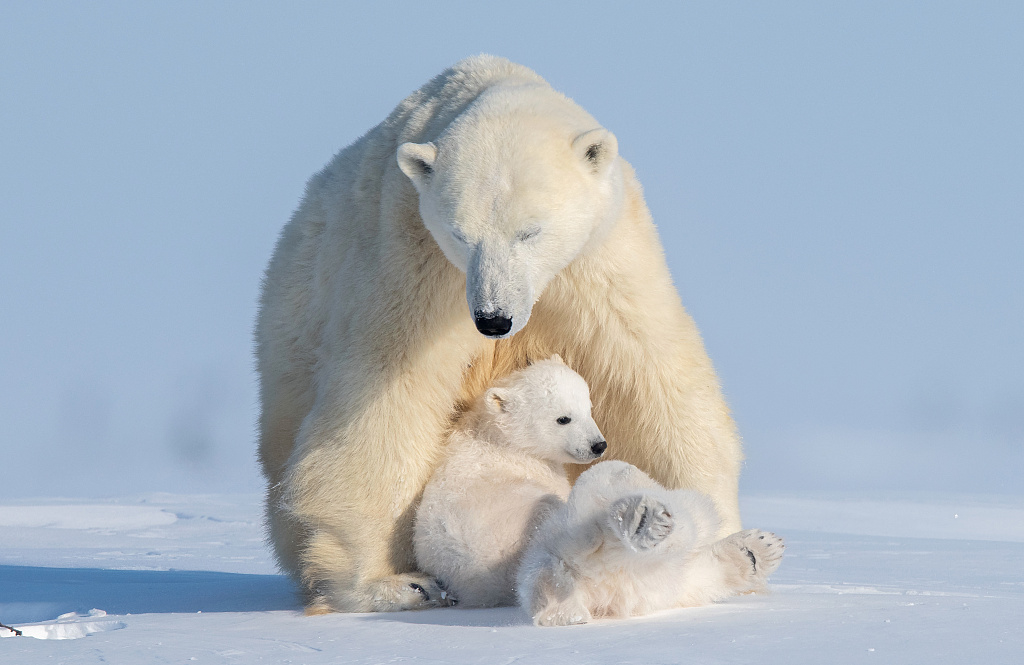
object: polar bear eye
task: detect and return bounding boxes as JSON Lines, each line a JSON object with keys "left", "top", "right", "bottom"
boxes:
{"left": 451, "top": 228, "right": 468, "bottom": 244}
{"left": 556, "top": 416, "right": 571, "bottom": 425}
{"left": 516, "top": 227, "right": 541, "bottom": 243}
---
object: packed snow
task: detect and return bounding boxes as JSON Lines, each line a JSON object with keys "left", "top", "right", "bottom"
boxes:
{"left": 1, "top": 493, "right": 1021, "bottom": 663}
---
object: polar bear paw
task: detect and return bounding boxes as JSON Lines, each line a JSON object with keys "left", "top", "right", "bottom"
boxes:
{"left": 393, "top": 574, "right": 457, "bottom": 610}
{"left": 721, "top": 529, "right": 785, "bottom": 586}
{"left": 609, "top": 494, "right": 674, "bottom": 551}
{"left": 339, "top": 574, "right": 457, "bottom": 612}
{"left": 533, "top": 596, "right": 593, "bottom": 627}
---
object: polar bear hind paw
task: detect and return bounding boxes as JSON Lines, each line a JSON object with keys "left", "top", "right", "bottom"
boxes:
{"left": 728, "top": 529, "right": 785, "bottom": 583}
{"left": 609, "top": 494, "right": 674, "bottom": 551}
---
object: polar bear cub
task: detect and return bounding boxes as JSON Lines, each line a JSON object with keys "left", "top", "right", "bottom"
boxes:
{"left": 414, "top": 355, "right": 607, "bottom": 607}
{"left": 518, "top": 461, "right": 785, "bottom": 626}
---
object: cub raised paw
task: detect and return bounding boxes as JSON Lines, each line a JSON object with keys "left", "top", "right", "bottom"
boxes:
{"left": 608, "top": 494, "right": 675, "bottom": 551}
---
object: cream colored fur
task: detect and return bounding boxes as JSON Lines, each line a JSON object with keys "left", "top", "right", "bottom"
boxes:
{"left": 256, "top": 55, "right": 743, "bottom": 613}
{"left": 414, "top": 356, "right": 606, "bottom": 607}
{"left": 517, "top": 461, "right": 784, "bottom": 626}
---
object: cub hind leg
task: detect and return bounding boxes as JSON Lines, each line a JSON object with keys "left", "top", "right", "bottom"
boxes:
{"left": 710, "top": 529, "right": 785, "bottom": 592}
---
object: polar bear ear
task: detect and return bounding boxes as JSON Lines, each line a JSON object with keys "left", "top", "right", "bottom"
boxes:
{"left": 572, "top": 128, "right": 618, "bottom": 176}
{"left": 549, "top": 353, "right": 565, "bottom": 365}
{"left": 397, "top": 142, "right": 437, "bottom": 188}
{"left": 485, "top": 387, "right": 509, "bottom": 414}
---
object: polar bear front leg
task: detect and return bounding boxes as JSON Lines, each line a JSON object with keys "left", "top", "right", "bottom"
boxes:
{"left": 281, "top": 344, "right": 476, "bottom": 613}
{"left": 289, "top": 471, "right": 459, "bottom": 612}
{"left": 289, "top": 457, "right": 460, "bottom": 613}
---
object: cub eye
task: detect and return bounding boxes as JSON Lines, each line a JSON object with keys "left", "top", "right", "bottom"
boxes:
{"left": 556, "top": 416, "right": 572, "bottom": 425}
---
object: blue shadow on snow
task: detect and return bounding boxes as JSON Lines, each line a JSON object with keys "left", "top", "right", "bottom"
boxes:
{"left": 0, "top": 565, "right": 301, "bottom": 623}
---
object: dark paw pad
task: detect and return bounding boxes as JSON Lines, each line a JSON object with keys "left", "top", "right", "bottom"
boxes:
{"left": 742, "top": 546, "right": 757, "bottom": 572}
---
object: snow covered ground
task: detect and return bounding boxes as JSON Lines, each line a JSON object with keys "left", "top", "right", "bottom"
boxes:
{"left": 2, "top": 493, "right": 1021, "bottom": 664}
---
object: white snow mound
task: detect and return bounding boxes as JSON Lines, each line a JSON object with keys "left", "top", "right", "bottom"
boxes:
{"left": 2, "top": 610, "right": 126, "bottom": 640}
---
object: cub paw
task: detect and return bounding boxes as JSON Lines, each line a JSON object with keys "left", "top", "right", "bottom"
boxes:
{"left": 723, "top": 529, "right": 785, "bottom": 585}
{"left": 609, "top": 494, "right": 674, "bottom": 551}
{"left": 533, "top": 598, "right": 592, "bottom": 627}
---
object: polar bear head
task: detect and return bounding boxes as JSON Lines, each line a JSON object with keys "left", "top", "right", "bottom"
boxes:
{"left": 397, "top": 85, "right": 625, "bottom": 338}
{"left": 478, "top": 355, "right": 607, "bottom": 465}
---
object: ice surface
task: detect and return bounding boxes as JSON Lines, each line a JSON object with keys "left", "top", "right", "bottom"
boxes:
{"left": 0, "top": 505, "right": 178, "bottom": 530}
{"left": 1, "top": 493, "right": 1021, "bottom": 663}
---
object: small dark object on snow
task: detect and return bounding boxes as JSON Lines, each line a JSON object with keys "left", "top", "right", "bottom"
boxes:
{"left": 0, "top": 621, "right": 22, "bottom": 637}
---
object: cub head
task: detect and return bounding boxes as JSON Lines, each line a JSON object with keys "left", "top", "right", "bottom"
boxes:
{"left": 481, "top": 354, "right": 607, "bottom": 465}
{"left": 397, "top": 86, "right": 624, "bottom": 338}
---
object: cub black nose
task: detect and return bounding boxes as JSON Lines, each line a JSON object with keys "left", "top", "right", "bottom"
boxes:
{"left": 474, "top": 313, "right": 513, "bottom": 337}
{"left": 590, "top": 440, "right": 607, "bottom": 456}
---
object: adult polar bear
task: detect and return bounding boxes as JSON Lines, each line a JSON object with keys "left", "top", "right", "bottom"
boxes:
{"left": 257, "top": 55, "right": 742, "bottom": 613}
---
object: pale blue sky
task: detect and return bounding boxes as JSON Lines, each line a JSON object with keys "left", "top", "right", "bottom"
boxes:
{"left": 1, "top": 1, "right": 1021, "bottom": 497}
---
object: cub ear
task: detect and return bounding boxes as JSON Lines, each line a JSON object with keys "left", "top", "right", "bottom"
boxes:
{"left": 397, "top": 142, "right": 437, "bottom": 189}
{"left": 572, "top": 128, "right": 618, "bottom": 176}
{"left": 549, "top": 353, "right": 565, "bottom": 365}
{"left": 485, "top": 387, "right": 509, "bottom": 414}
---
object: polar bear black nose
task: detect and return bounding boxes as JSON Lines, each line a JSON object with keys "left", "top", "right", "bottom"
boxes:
{"left": 474, "top": 313, "right": 513, "bottom": 337}
{"left": 590, "top": 440, "right": 607, "bottom": 456}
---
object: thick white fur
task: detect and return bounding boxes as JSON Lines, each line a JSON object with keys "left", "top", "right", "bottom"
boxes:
{"left": 414, "top": 356, "right": 606, "bottom": 607}
{"left": 256, "top": 55, "right": 743, "bottom": 613}
{"left": 518, "top": 462, "right": 784, "bottom": 626}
